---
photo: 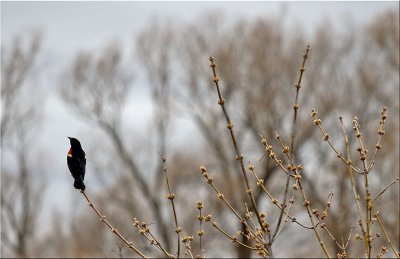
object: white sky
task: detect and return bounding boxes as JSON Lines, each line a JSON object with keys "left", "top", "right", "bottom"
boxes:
{"left": 1, "top": 0, "right": 399, "bottom": 248}
{"left": 3, "top": 2, "right": 398, "bottom": 56}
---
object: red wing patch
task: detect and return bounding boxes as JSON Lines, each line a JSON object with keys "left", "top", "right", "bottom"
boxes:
{"left": 67, "top": 148, "right": 72, "bottom": 157}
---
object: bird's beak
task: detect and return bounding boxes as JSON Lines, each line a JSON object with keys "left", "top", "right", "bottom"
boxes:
{"left": 68, "top": 136, "right": 71, "bottom": 140}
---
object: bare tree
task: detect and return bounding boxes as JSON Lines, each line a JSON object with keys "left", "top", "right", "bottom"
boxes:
{"left": 1, "top": 32, "right": 46, "bottom": 258}
{"left": 136, "top": 20, "right": 178, "bottom": 252}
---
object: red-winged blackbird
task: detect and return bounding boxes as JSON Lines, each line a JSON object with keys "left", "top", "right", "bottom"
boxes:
{"left": 67, "top": 137, "right": 86, "bottom": 190}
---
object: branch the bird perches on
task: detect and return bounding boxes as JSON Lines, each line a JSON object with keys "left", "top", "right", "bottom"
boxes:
{"left": 80, "top": 190, "right": 147, "bottom": 258}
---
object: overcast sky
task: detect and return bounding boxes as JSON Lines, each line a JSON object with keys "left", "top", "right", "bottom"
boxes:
{"left": 3, "top": 1, "right": 398, "bottom": 57}
{"left": 1, "top": 0, "right": 399, "bottom": 236}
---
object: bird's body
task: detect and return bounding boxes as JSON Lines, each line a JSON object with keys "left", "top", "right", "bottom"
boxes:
{"left": 67, "top": 137, "right": 86, "bottom": 190}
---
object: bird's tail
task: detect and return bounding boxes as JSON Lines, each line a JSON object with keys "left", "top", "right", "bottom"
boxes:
{"left": 74, "top": 176, "right": 85, "bottom": 191}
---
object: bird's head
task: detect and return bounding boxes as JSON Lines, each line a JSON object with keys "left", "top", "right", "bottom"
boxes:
{"left": 68, "top": 137, "right": 82, "bottom": 149}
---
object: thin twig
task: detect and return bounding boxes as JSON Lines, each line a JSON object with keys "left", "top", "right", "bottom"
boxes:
{"left": 80, "top": 190, "right": 147, "bottom": 258}
{"left": 373, "top": 209, "right": 400, "bottom": 258}
{"left": 247, "top": 162, "right": 314, "bottom": 230}
{"left": 271, "top": 131, "right": 300, "bottom": 239}
{"left": 208, "top": 57, "right": 268, "bottom": 248}
{"left": 257, "top": 133, "right": 293, "bottom": 177}
{"left": 338, "top": 116, "right": 368, "bottom": 253}
{"left": 274, "top": 185, "right": 298, "bottom": 238}
{"left": 272, "top": 45, "right": 310, "bottom": 243}
{"left": 343, "top": 226, "right": 354, "bottom": 251}
{"left": 311, "top": 110, "right": 362, "bottom": 173}
{"left": 297, "top": 181, "right": 331, "bottom": 258}
{"left": 158, "top": 153, "right": 181, "bottom": 258}
{"left": 148, "top": 230, "right": 175, "bottom": 258}
{"left": 368, "top": 107, "right": 388, "bottom": 171}
{"left": 372, "top": 177, "right": 399, "bottom": 203}
{"left": 275, "top": 131, "right": 291, "bottom": 161}
{"left": 321, "top": 225, "right": 346, "bottom": 250}
{"left": 352, "top": 116, "right": 372, "bottom": 258}
{"left": 289, "top": 45, "right": 310, "bottom": 161}
{"left": 132, "top": 218, "right": 174, "bottom": 258}
{"left": 314, "top": 192, "right": 347, "bottom": 251}
{"left": 244, "top": 203, "right": 259, "bottom": 231}
{"left": 181, "top": 235, "right": 195, "bottom": 259}
{"left": 208, "top": 220, "right": 260, "bottom": 251}
{"left": 196, "top": 201, "right": 205, "bottom": 258}
{"left": 199, "top": 166, "right": 266, "bottom": 244}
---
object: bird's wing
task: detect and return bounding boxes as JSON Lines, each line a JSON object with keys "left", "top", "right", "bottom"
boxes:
{"left": 79, "top": 156, "right": 86, "bottom": 180}
{"left": 67, "top": 157, "right": 80, "bottom": 178}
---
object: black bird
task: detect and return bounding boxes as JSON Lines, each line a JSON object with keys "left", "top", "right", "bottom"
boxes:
{"left": 67, "top": 137, "right": 86, "bottom": 190}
